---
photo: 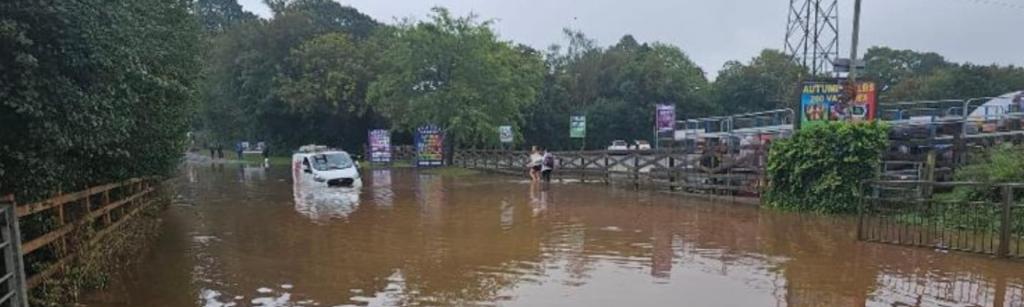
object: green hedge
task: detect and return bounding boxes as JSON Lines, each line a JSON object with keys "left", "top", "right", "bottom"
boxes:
{"left": 764, "top": 122, "right": 889, "bottom": 213}
{"left": 0, "top": 0, "right": 199, "bottom": 201}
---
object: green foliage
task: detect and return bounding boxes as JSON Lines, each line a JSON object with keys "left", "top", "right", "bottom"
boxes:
{"left": 197, "top": 0, "right": 381, "bottom": 152}
{"left": 862, "top": 46, "right": 1024, "bottom": 101}
{"left": 523, "top": 32, "right": 711, "bottom": 150}
{"left": 196, "top": 0, "right": 258, "bottom": 33}
{"left": 367, "top": 8, "right": 544, "bottom": 147}
{"left": 712, "top": 49, "right": 808, "bottom": 114}
{"left": 0, "top": 0, "right": 201, "bottom": 200}
{"left": 764, "top": 122, "right": 889, "bottom": 213}
{"left": 936, "top": 144, "right": 1024, "bottom": 203}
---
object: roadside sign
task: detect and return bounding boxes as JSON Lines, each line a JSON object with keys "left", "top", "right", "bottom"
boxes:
{"left": 656, "top": 104, "right": 676, "bottom": 137}
{"left": 800, "top": 81, "right": 877, "bottom": 129}
{"left": 415, "top": 125, "right": 444, "bottom": 167}
{"left": 570, "top": 114, "right": 586, "bottom": 139}
{"left": 368, "top": 129, "right": 391, "bottom": 163}
{"left": 499, "top": 125, "right": 514, "bottom": 143}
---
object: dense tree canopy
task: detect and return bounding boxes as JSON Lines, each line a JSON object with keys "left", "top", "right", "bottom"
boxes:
{"left": 367, "top": 8, "right": 544, "bottom": 147}
{"left": 712, "top": 49, "right": 808, "bottom": 114}
{"left": 0, "top": 0, "right": 200, "bottom": 199}
{"left": 862, "top": 47, "right": 1024, "bottom": 101}
{"left": 523, "top": 32, "right": 711, "bottom": 150}
{"left": 196, "top": 0, "right": 381, "bottom": 151}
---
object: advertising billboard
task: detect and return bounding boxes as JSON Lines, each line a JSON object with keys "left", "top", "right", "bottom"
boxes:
{"left": 415, "top": 125, "right": 445, "bottom": 167}
{"left": 368, "top": 129, "right": 391, "bottom": 163}
{"left": 656, "top": 104, "right": 676, "bottom": 137}
{"left": 800, "top": 81, "right": 877, "bottom": 129}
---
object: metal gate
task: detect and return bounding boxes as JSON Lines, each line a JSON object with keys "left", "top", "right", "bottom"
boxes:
{"left": 0, "top": 196, "right": 27, "bottom": 307}
{"left": 859, "top": 181, "right": 1024, "bottom": 258}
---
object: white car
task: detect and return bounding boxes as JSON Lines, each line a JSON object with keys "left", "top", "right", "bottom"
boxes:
{"left": 634, "top": 140, "right": 652, "bottom": 150}
{"left": 292, "top": 145, "right": 362, "bottom": 188}
{"left": 607, "top": 140, "right": 629, "bottom": 151}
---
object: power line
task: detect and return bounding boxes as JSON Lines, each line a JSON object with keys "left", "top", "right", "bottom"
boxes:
{"left": 946, "top": 0, "right": 1024, "bottom": 10}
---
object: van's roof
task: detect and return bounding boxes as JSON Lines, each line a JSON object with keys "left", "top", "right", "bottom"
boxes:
{"left": 294, "top": 145, "right": 349, "bottom": 156}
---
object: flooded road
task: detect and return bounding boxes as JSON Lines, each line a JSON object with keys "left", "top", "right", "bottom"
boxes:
{"left": 86, "top": 164, "right": 1024, "bottom": 306}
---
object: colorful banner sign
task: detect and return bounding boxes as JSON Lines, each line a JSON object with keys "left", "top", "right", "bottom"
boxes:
{"left": 850, "top": 82, "right": 878, "bottom": 123}
{"left": 368, "top": 129, "right": 391, "bottom": 163}
{"left": 656, "top": 104, "right": 676, "bottom": 137}
{"left": 499, "top": 125, "right": 514, "bottom": 143}
{"left": 800, "top": 81, "right": 877, "bottom": 129}
{"left": 570, "top": 114, "right": 586, "bottom": 139}
{"left": 415, "top": 125, "right": 445, "bottom": 167}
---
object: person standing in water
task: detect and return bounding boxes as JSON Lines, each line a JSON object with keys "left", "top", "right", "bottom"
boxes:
{"left": 541, "top": 148, "right": 554, "bottom": 183}
{"left": 528, "top": 146, "right": 543, "bottom": 182}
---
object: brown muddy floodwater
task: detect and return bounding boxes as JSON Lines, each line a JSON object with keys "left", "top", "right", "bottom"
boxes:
{"left": 84, "top": 163, "right": 1024, "bottom": 307}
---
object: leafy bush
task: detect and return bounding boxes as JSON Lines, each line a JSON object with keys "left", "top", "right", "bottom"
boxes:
{"left": 932, "top": 144, "right": 1024, "bottom": 236}
{"left": 0, "top": 0, "right": 199, "bottom": 200}
{"left": 943, "top": 143, "right": 1024, "bottom": 200}
{"left": 764, "top": 122, "right": 889, "bottom": 213}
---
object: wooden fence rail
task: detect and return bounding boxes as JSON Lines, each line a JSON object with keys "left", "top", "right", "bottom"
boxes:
{"left": 7, "top": 177, "right": 159, "bottom": 291}
{"left": 454, "top": 149, "right": 767, "bottom": 196}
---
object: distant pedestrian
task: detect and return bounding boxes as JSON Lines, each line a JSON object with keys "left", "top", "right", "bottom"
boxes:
{"left": 541, "top": 148, "right": 555, "bottom": 183}
{"left": 235, "top": 142, "right": 244, "bottom": 160}
{"left": 528, "top": 146, "right": 542, "bottom": 182}
{"left": 209, "top": 145, "right": 216, "bottom": 159}
{"left": 262, "top": 143, "right": 271, "bottom": 167}
{"left": 216, "top": 144, "right": 224, "bottom": 159}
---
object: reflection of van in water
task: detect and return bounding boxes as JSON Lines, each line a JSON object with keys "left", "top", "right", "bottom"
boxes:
{"left": 292, "top": 145, "right": 362, "bottom": 188}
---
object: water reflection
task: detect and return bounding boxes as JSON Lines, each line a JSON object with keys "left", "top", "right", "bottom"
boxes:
{"left": 292, "top": 173, "right": 360, "bottom": 221}
{"left": 85, "top": 166, "right": 1024, "bottom": 307}
{"left": 371, "top": 169, "right": 394, "bottom": 208}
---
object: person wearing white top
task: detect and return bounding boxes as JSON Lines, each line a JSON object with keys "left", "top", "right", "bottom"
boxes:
{"left": 528, "top": 146, "right": 543, "bottom": 182}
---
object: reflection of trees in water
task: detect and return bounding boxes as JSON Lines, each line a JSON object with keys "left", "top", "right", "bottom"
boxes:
{"left": 540, "top": 196, "right": 787, "bottom": 300}
{"left": 755, "top": 212, "right": 877, "bottom": 306}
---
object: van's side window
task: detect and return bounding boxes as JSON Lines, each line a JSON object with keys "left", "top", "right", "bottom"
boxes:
{"left": 302, "top": 158, "right": 311, "bottom": 170}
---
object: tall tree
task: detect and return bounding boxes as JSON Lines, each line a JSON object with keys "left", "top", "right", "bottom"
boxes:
{"left": 196, "top": 0, "right": 258, "bottom": 33}
{"left": 712, "top": 49, "right": 807, "bottom": 114}
{"left": 861, "top": 46, "right": 950, "bottom": 97}
{"left": 368, "top": 8, "right": 544, "bottom": 148}
{"left": 525, "top": 32, "right": 710, "bottom": 149}
{"left": 198, "top": 0, "right": 380, "bottom": 151}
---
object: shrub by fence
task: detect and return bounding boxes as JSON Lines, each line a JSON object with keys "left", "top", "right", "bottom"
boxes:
{"left": 764, "top": 122, "right": 889, "bottom": 213}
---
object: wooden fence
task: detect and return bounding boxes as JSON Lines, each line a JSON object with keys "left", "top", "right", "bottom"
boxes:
{"left": 454, "top": 148, "right": 767, "bottom": 196}
{"left": 10, "top": 178, "right": 159, "bottom": 291}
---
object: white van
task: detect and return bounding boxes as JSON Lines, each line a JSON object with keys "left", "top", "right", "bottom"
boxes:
{"left": 292, "top": 145, "right": 362, "bottom": 188}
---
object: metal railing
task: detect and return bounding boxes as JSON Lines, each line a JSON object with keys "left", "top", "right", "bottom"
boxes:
{"left": 0, "top": 196, "right": 27, "bottom": 307}
{"left": 859, "top": 180, "right": 1024, "bottom": 258}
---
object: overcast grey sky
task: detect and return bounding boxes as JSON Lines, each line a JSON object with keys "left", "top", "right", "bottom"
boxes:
{"left": 238, "top": 0, "right": 1023, "bottom": 79}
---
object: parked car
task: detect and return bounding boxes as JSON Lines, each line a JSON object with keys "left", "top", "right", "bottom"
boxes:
{"left": 607, "top": 140, "right": 629, "bottom": 151}
{"left": 634, "top": 140, "right": 652, "bottom": 150}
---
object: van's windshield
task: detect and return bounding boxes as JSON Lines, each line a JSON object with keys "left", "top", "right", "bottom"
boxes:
{"left": 310, "top": 153, "right": 354, "bottom": 171}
